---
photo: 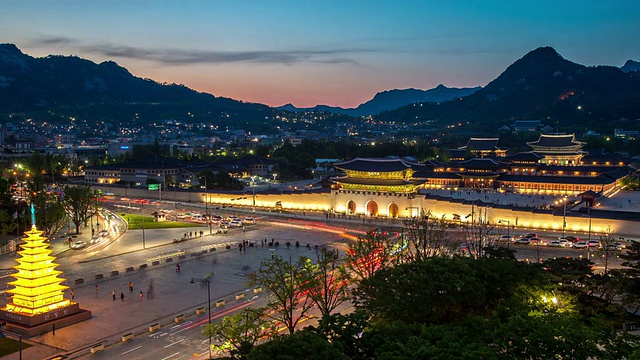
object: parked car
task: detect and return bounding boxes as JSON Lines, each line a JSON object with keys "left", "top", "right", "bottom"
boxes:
{"left": 229, "top": 220, "right": 243, "bottom": 227}
{"left": 529, "top": 237, "right": 544, "bottom": 245}
{"left": 557, "top": 239, "right": 571, "bottom": 247}
{"left": 547, "top": 241, "right": 562, "bottom": 247}
{"left": 514, "top": 238, "right": 531, "bottom": 245}
{"left": 244, "top": 217, "right": 256, "bottom": 225}
{"left": 499, "top": 235, "right": 513, "bottom": 242}
{"left": 602, "top": 243, "right": 623, "bottom": 251}
{"left": 572, "top": 241, "right": 588, "bottom": 249}
{"left": 564, "top": 235, "right": 580, "bottom": 242}
{"left": 587, "top": 240, "right": 600, "bottom": 248}
{"left": 523, "top": 233, "right": 538, "bottom": 238}
{"left": 70, "top": 241, "right": 86, "bottom": 250}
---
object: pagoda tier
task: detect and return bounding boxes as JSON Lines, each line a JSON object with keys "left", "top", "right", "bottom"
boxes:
{"left": 2, "top": 226, "right": 73, "bottom": 316}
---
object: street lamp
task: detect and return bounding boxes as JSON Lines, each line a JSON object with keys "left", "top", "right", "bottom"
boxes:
{"left": 190, "top": 274, "right": 213, "bottom": 359}
{"left": 560, "top": 197, "right": 568, "bottom": 237}
{"left": 498, "top": 219, "right": 510, "bottom": 248}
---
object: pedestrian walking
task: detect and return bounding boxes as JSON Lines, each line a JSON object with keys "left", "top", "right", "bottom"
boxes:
{"left": 70, "top": 289, "right": 75, "bottom": 300}
{"left": 95, "top": 284, "right": 99, "bottom": 295}
{"left": 129, "top": 282, "right": 133, "bottom": 292}
{"left": 121, "top": 292, "right": 124, "bottom": 301}
{"left": 176, "top": 263, "right": 180, "bottom": 272}
{"left": 139, "top": 291, "right": 144, "bottom": 300}
{"left": 52, "top": 323, "right": 56, "bottom": 335}
{"left": 112, "top": 290, "right": 116, "bottom": 301}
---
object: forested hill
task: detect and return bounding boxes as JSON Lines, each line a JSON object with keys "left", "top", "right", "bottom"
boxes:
{"left": 0, "top": 43, "right": 277, "bottom": 132}
{"left": 376, "top": 47, "right": 640, "bottom": 133}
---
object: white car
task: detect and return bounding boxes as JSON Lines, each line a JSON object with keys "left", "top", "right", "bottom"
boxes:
{"left": 244, "top": 217, "right": 255, "bottom": 224}
{"left": 547, "top": 241, "right": 562, "bottom": 247}
{"left": 572, "top": 242, "right": 588, "bottom": 249}
{"left": 70, "top": 241, "right": 86, "bottom": 249}
{"left": 229, "top": 220, "right": 243, "bottom": 227}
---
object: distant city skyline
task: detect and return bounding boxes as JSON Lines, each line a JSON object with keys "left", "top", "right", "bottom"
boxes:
{"left": 1, "top": 1, "right": 639, "bottom": 108}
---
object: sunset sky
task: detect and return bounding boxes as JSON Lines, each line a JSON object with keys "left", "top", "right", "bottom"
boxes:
{"left": 1, "top": 1, "right": 639, "bottom": 108}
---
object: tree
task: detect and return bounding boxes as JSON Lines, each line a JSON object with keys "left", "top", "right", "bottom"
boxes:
{"left": 61, "top": 185, "right": 98, "bottom": 234}
{"left": 461, "top": 206, "right": 497, "bottom": 259}
{"left": 401, "top": 210, "right": 451, "bottom": 261}
{"left": 538, "top": 257, "right": 594, "bottom": 292}
{"left": 596, "top": 228, "right": 618, "bottom": 274}
{"left": 312, "top": 311, "right": 369, "bottom": 360}
{"left": 0, "top": 209, "right": 17, "bottom": 246}
{"left": 249, "top": 256, "right": 315, "bottom": 335}
{"left": 301, "top": 248, "right": 351, "bottom": 319}
{"left": 247, "top": 330, "right": 349, "bottom": 360}
{"left": 32, "top": 189, "right": 67, "bottom": 240}
{"left": 202, "top": 307, "right": 273, "bottom": 359}
{"left": 355, "top": 257, "right": 489, "bottom": 324}
{"left": 343, "top": 232, "right": 399, "bottom": 284}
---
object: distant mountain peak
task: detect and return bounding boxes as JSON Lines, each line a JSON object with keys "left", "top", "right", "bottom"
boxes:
{"left": 0, "top": 43, "right": 23, "bottom": 55}
{"left": 524, "top": 46, "right": 563, "bottom": 60}
{"left": 621, "top": 59, "right": 640, "bottom": 73}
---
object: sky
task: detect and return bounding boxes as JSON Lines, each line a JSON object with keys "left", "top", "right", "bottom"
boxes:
{"left": 1, "top": 1, "right": 639, "bottom": 108}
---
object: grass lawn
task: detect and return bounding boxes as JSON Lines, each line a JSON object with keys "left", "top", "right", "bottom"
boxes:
{"left": 123, "top": 214, "right": 205, "bottom": 230}
{"left": 0, "top": 337, "right": 32, "bottom": 357}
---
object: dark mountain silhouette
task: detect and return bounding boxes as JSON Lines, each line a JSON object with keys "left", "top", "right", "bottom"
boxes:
{"left": 621, "top": 59, "right": 640, "bottom": 73}
{"left": 0, "top": 43, "right": 276, "bottom": 131}
{"left": 277, "top": 84, "right": 481, "bottom": 116}
{"left": 376, "top": 47, "right": 640, "bottom": 132}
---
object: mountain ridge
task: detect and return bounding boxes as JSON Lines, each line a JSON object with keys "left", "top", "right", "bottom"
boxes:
{"left": 376, "top": 46, "right": 640, "bottom": 132}
{"left": 277, "top": 84, "right": 482, "bottom": 116}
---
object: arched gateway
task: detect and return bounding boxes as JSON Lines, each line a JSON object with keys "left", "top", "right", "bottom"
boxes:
{"left": 346, "top": 200, "right": 356, "bottom": 214}
{"left": 388, "top": 203, "right": 399, "bottom": 218}
{"left": 366, "top": 201, "right": 379, "bottom": 216}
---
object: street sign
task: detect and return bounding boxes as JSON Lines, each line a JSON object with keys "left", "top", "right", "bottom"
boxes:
{"left": 148, "top": 184, "right": 159, "bottom": 191}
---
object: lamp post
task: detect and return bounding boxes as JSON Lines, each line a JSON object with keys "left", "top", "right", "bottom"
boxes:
{"left": 204, "top": 176, "right": 209, "bottom": 218}
{"left": 499, "top": 219, "right": 510, "bottom": 248}
{"left": 141, "top": 201, "right": 146, "bottom": 249}
{"left": 251, "top": 176, "right": 257, "bottom": 212}
{"left": 561, "top": 197, "right": 567, "bottom": 238}
{"left": 190, "top": 275, "right": 213, "bottom": 359}
{"left": 587, "top": 207, "right": 592, "bottom": 242}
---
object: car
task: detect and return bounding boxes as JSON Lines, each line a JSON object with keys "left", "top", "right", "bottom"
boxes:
{"left": 602, "top": 243, "right": 623, "bottom": 251}
{"left": 557, "top": 239, "right": 571, "bottom": 247}
{"left": 523, "top": 233, "right": 538, "bottom": 238}
{"left": 613, "top": 241, "right": 626, "bottom": 249}
{"left": 244, "top": 217, "right": 256, "bottom": 225}
{"left": 499, "top": 235, "right": 513, "bottom": 242}
{"left": 547, "top": 241, "right": 562, "bottom": 247}
{"left": 529, "top": 237, "right": 544, "bottom": 245}
{"left": 564, "top": 235, "right": 580, "bottom": 242}
{"left": 587, "top": 240, "right": 600, "bottom": 248}
{"left": 70, "top": 241, "right": 86, "bottom": 250}
{"left": 572, "top": 241, "right": 588, "bottom": 249}
{"left": 514, "top": 238, "right": 531, "bottom": 245}
{"left": 229, "top": 220, "right": 243, "bottom": 227}
{"left": 176, "top": 214, "right": 187, "bottom": 219}
{"left": 99, "top": 230, "right": 109, "bottom": 237}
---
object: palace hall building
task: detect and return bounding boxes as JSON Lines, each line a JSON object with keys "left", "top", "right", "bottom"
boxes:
{"left": 526, "top": 133, "right": 585, "bottom": 165}
{"left": 331, "top": 134, "right": 637, "bottom": 217}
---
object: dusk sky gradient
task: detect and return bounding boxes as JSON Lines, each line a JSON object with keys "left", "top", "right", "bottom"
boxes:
{"left": 2, "top": 1, "right": 639, "bottom": 108}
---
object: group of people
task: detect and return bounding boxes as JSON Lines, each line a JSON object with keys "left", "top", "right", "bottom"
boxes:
{"left": 110, "top": 281, "right": 142, "bottom": 301}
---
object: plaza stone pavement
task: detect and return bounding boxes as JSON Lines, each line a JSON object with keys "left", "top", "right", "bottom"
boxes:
{"left": 0, "top": 228, "right": 275, "bottom": 360}
{"left": 0, "top": 210, "right": 370, "bottom": 360}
